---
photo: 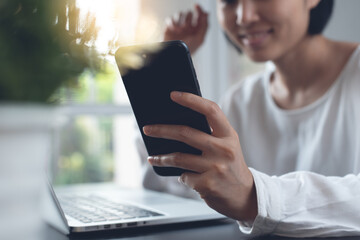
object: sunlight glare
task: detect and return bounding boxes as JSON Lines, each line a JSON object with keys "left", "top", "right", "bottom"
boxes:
{"left": 76, "top": 0, "right": 140, "bottom": 53}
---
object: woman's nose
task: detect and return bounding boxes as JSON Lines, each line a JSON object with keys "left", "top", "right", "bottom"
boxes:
{"left": 236, "top": 0, "right": 260, "bottom": 26}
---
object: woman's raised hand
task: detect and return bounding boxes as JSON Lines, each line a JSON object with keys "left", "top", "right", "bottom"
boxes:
{"left": 164, "top": 4, "right": 209, "bottom": 55}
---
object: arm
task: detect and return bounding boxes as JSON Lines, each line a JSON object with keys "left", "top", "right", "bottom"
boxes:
{"left": 164, "top": 4, "right": 209, "bottom": 55}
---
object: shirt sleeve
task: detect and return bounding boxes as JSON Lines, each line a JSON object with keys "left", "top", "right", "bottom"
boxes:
{"left": 238, "top": 168, "right": 360, "bottom": 237}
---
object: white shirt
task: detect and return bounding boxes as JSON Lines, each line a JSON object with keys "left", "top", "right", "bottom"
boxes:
{"left": 221, "top": 46, "right": 360, "bottom": 237}
{"left": 137, "top": 46, "right": 360, "bottom": 237}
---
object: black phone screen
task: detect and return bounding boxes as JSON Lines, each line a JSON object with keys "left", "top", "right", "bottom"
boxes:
{"left": 116, "top": 41, "right": 211, "bottom": 176}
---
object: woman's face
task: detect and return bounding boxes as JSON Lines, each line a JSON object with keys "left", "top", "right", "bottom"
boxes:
{"left": 217, "top": 0, "right": 320, "bottom": 62}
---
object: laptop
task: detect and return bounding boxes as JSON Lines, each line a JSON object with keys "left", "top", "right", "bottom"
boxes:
{"left": 44, "top": 181, "right": 225, "bottom": 234}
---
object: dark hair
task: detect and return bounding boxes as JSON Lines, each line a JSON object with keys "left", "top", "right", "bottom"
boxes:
{"left": 308, "top": 0, "right": 334, "bottom": 35}
{"left": 225, "top": 0, "right": 335, "bottom": 53}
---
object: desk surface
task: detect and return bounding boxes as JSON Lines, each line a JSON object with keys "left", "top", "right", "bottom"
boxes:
{"left": 45, "top": 219, "right": 360, "bottom": 240}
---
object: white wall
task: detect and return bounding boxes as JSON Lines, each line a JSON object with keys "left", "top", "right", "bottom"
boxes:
{"left": 324, "top": 0, "right": 360, "bottom": 42}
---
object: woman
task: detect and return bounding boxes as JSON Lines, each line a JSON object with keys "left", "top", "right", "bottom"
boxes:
{"left": 137, "top": 0, "right": 360, "bottom": 237}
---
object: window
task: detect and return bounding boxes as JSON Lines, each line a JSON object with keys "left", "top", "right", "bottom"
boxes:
{"left": 54, "top": 0, "right": 142, "bottom": 187}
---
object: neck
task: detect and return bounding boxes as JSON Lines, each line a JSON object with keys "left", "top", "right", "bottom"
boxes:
{"left": 272, "top": 35, "right": 332, "bottom": 92}
{"left": 267, "top": 35, "right": 357, "bottom": 110}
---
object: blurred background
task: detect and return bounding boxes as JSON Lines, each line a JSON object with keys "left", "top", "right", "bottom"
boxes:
{"left": 53, "top": 0, "right": 360, "bottom": 188}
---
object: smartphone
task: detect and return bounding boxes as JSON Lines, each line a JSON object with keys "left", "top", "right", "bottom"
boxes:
{"left": 115, "top": 41, "right": 211, "bottom": 176}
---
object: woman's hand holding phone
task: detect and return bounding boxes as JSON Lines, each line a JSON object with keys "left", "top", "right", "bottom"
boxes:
{"left": 143, "top": 91, "right": 258, "bottom": 222}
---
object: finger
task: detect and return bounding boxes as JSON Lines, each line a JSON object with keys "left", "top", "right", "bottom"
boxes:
{"left": 170, "top": 92, "right": 232, "bottom": 137}
{"left": 195, "top": 4, "right": 206, "bottom": 16}
{"left": 178, "top": 11, "right": 186, "bottom": 26}
{"left": 179, "top": 172, "right": 202, "bottom": 190}
{"left": 148, "top": 152, "right": 208, "bottom": 173}
{"left": 164, "top": 18, "right": 175, "bottom": 34}
{"left": 184, "top": 11, "right": 193, "bottom": 27}
{"left": 165, "top": 17, "right": 173, "bottom": 29}
{"left": 180, "top": 171, "right": 216, "bottom": 200}
{"left": 193, "top": 4, "right": 208, "bottom": 30}
{"left": 143, "top": 124, "right": 215, "bottom": 152}
{"left": 197, "top": 9, "right": 209, "bottom": 35}
{"left": 192, "top": 13, "right": 208, "bottom": 43}
{"left": 173, "top": 13, "right": 181, "bottom": 27}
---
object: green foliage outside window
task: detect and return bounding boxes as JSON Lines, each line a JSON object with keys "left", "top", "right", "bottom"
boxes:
{"left": 56, "top": 116, "right": 114, "bottom": 185}
{"left": 55, "top": 62, "right": 119, "bottom": 185}
{"left": 58, "top": 61, "right": 118, "bottom": 104}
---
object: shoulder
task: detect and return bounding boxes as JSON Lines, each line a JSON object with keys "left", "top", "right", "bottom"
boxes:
{"left": 350, "top": 44, "right": 360, "bottom": 69}
{"left": 228, "top": 72, "right": 264, "bottom": 98}
{"left": 341, "top": 44, "right": 360, "bottom": 87}
{"left": 334, "top": 42, "right": 360, "bottom": 72}
{"left": 219, "top": 67, "right": 274, "bottom": 133}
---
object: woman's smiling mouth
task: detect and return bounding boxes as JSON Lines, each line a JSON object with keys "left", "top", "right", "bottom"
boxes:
{"left": 239, "top": 29, "right": 274, "bottom": 48}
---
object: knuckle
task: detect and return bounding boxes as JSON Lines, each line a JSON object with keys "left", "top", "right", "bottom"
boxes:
{"left": 212, "top": 163, "right": 228, "bottom": 176}
{"left": 220, "top": 144, "right": 236, "bottom": 160}
{"left": 207, "top": 102, "right": 221, "bottom": 118}
{"left": 230, "top": 128, "right": 240, "bottom": 142}
{"left": 205, "top": 139, "right": 215, "bottom": 152}
{"left": 171, "top": 152, "right": 183, "bottom": 166}
{"left": 206, "top": 140, "right": 235, "bottom": 161}
{"left": 178, "top": 126, "right": 192, "bottom": 139}
{"left": 231, "top": 128, "right": 239, "bottom": 138}
{"left": 205, "top": 139, "right": 222, "bottom": 154}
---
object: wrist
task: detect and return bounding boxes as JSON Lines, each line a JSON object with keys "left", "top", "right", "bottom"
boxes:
{"left": 241, "top": 170, "right": 258, "bottom": 221}
{"left": 246, "top": 176, "right": 258, "bottom": 221}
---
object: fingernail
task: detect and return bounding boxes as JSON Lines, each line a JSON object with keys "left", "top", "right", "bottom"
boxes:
{"left": 178, "top": 176, "right": 185, "bottom": 185}
{"left": 147, "top": 156, "right": 154, "bottom": 164}
{"left": 143, "top": 126, "right": 152, "bottom": 135}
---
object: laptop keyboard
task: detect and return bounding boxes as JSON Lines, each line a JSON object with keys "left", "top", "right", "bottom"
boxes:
{"left": 59, "top": 194, "right": 163, "bottom": 223}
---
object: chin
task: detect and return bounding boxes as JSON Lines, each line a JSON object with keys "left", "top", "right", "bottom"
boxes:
{"left": 244, "top": 45, "right": 281, "bottom": 62}
{"left": 246, "top": 51, "right": 273, "bottom": 63}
